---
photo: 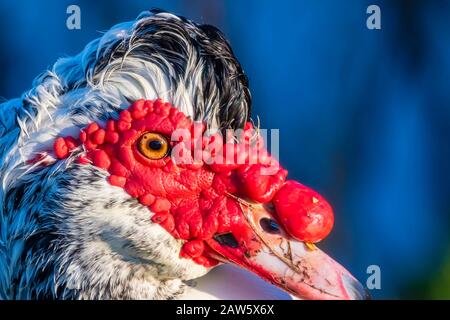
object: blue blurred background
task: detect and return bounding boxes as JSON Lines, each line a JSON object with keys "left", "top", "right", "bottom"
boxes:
{"left": 0, "top": 0, "right": 449, "bottom": 299}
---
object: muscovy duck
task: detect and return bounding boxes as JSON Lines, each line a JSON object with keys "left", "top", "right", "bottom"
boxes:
{"left": 0, "top": 10, "right": 368, "bottom": 300}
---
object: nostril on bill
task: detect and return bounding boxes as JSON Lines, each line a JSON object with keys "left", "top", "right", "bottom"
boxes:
{"left": 342, "top": 274, "right": 372, "bottom": 300}
{"left": 259, "top": 218, "right": 281, "bottom": 234}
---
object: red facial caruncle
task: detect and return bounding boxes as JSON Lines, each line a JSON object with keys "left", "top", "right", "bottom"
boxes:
{"left": 52, "top": 99, "right": 367, "bottom": 300}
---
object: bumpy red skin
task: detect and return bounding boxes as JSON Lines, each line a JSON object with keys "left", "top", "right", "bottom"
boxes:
{"left": 53, "top": 99, "right": 334, "bottom": 267}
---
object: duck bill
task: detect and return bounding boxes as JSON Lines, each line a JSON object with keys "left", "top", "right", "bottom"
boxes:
{"left": 205, "top": 204, "right": 369, "bottom": 300}
{"left": 241, "top": 240, "right": 368, "bottom": 300}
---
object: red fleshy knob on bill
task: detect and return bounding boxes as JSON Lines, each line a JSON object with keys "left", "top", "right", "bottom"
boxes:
{"left": 273, "top": 180, "right": 334, "bottom": 243}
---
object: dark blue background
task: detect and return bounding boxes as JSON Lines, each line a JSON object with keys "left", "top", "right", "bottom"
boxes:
{"left": 1, "top": 0, "right": 449, "bottom": 298}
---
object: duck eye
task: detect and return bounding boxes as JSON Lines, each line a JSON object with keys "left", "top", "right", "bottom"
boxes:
{"left": 138, "top": 132, "right": 170, "bottom": 160}
{"left": 214, "top": 233, "right": 239, "bottom": 248}
{"left": 259, "top": 218, "right": 281, "bottom": 234}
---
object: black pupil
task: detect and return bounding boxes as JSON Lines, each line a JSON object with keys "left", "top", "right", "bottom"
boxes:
{"left": 260, "top": 218, "right": 281, "bottom": 234}
{"left": 213, "top": 233, "right": 239, "bottom": 248}
{"left": 148, "top": 139, "right": 163, "bottom": 151}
